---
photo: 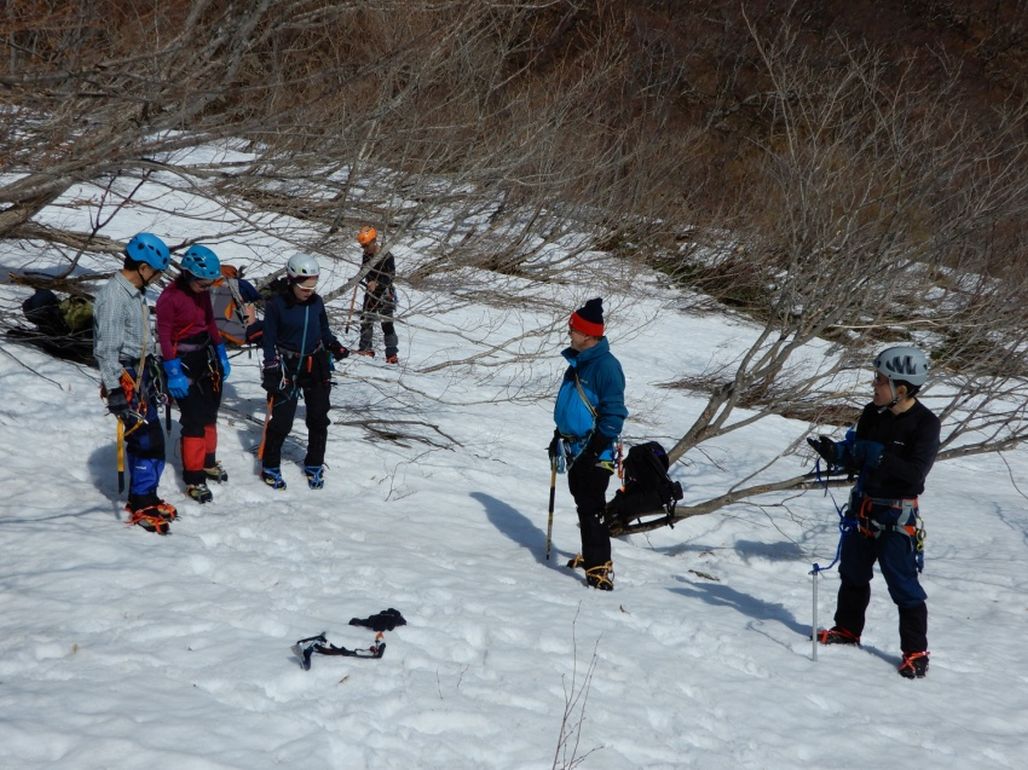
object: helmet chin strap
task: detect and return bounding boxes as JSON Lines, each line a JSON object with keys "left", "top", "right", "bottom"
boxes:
{"left": 136, "top": 265, "right": 156, "bottom": 289}
{"left": 876, "top": 379, "right": 901, "bottom": 413}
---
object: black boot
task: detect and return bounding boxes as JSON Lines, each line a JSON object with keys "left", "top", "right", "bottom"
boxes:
{"left": 898, "top": 651, "right": 929, "bottom": 679}
{"left": 585, "top": 561, "right": 614, "bottom": 591}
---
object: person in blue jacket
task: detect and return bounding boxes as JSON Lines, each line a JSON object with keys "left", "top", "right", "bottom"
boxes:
{"left": 808, "top": 345, "right": 940, "bottom": 678}
{"left": 550, "top": 298, "right": 628, "bottom": 590}
{"left": 259, "top": 253, "right": 349, "bottom": 490}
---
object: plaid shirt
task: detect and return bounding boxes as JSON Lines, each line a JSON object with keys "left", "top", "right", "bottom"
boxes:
{"left": 92, "top": 271, "right": 154, "bottom": 390}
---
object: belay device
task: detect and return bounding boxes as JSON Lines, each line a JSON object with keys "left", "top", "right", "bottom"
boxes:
{"left": 603, "top": 441, "right": 683, "bottom": 536}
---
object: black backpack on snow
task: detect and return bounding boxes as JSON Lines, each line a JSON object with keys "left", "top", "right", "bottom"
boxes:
{"left": 604, "top": 441, "right": 683, "bottom": 532}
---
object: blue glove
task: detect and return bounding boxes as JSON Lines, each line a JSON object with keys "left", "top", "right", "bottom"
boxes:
{"left": 850, "top": 440, "right": 884, "bottom": 469}
{"left": 162, "top": 358, "right": 190, "bottom": 399}
{"left": 215, "top": 343, "right": 231, "bottom": 381}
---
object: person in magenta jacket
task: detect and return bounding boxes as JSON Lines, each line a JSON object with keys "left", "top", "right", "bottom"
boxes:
{"left": 156, "top": 245, "right": 232, "bottom": 504}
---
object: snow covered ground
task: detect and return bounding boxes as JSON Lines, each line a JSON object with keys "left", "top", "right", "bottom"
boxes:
{"left": 2, "top": 184, "right": 1027, "bottom": 769}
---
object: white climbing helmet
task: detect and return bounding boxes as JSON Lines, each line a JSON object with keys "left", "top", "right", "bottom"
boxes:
{"left": 873, "top": 345, "right": 930, "bottom": 387}
{"left": 286, "top": 252, "right": 320, "bottom": 280}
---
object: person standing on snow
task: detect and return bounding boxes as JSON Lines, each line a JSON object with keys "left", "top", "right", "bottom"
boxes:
{"left": 93, "top": 232, "right": 176, "bottom": 532}
{"left": 259, "top": 253, "right": 349, "bottom": 490}
{"left": 808, "top": 345, "right": 940, "bottom": 679}
{"left": 549, "top": 298, "right": 628, "bottom": 590}
{"left": 155, "top": 245, "right": 233, "bottom": 504}
{"left": 354, "top": 225, "right": 399, "bottom": 364}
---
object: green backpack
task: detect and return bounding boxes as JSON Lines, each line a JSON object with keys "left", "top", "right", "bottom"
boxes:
{"left": 59, "top": 296, "right": 93, "bottom": 334}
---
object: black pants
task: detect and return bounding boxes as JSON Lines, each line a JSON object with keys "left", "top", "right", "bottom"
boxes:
{"left": 359, "top": 288, "right": 398, "bottom": 357}
{"left": 568, "top": 459, "right": 613, "bottom": 568}
{"left": 261, "top": 351, "right": 332, "bottom": 469}
{"left": 177, "top": 347, "right": 223, "bottom": 484}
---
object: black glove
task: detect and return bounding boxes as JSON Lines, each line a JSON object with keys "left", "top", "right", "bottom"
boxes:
{"left": 547, "top": 428, "right": 561, "bottom": 459}
{"left": 261, "top": 361, "right": 286, "bottom": 395}
{"left": 806, "top": 435, "right": 839, "bottom": 465}
{"left": 329, "top": 340, "right": 349, "bottom": 361}
{"left": 578, "top": 431, "right": 610, "bottom": 467}
{"left": 107, "top": 389, "right": 143, "bottom": 432}
{"left": 349, "top": 608, "right": 407, "bottom": 632}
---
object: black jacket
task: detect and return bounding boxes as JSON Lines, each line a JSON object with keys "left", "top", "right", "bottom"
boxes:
{"left": 362, "top": 249, "right": 395, "bottom": 291}
{"left": 856, "top": 400, "right": 941, "bottom": 499}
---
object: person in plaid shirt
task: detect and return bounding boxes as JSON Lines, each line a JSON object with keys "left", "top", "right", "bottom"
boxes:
{"left": 93, "top": 232, "right": 175, "bottom": 533}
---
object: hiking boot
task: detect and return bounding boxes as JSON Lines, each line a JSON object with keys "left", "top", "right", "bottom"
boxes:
{"left": 126, "top": 507, "right": 170, "bottom": 535}
{"left": 152, "top": 500, "right": 178, "bottom": 521}
{"left": 898, "top": 651, "right": 929, "bottom": 679}
{"left": 585, "top": 561, "right": 614, "bottom": 591}
{"left": 261, "top": 467, "right": 287, "bottom": 490}
{"left": 303, "top": 464, "right": 325, "bottom": 490}
{"left": 385, "top": 354, "right": 399, "bottom": 364}
{"left": 355, "top": 349, "right": 375, "bottom": 358}
{"left": 204, "top": 461, "right": 228, "bottom": 483}
{"left": 187, "top": 482, "right": 213, "bottom": 504}
{"left": 816, "top": 626, "right": 861, "bottom": 646}
{"left": 566, "top": 554, "right": 585, "bottom": 570}
{"left": 125, "top": 500, "right": 176, "bottom": 522}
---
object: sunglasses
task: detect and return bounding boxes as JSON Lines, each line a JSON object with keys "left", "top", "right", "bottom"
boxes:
{"left": 190, "top": 277, "right": 214, "bottom": 289}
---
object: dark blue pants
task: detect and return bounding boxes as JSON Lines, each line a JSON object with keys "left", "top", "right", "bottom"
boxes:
{"left": 836, "top": 526, "right": 928, "bottom": 653}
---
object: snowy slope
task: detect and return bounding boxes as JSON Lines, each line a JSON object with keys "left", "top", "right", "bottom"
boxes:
{"left": 1, "top": 202, "right": 1027, "bottom": 770}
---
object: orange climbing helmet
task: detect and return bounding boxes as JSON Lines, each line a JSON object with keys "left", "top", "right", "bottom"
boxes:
{"left": 357, "top": 225, "right": 378, "bottom": 246}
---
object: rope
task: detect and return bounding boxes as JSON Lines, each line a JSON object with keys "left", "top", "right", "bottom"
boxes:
{"left": 808, "top": 461, "right": 854, "bottom": 577}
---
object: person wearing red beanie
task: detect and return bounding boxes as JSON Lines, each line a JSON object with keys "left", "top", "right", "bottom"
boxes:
{"left": 549, "top": 297, "right": 628, "bottom": 590}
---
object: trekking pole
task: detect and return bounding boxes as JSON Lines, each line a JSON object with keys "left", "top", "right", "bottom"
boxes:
{"left": 810, "top": 564, "right": 820, "bottom": 661}
{"left": 116, "top": 420, "right": 126, "bottom": 493}
{"left": 545, "top": 457, "right": 557, "bottom": 560}
{"left": 344, "top": 282, "right": 359, "bottom": 334}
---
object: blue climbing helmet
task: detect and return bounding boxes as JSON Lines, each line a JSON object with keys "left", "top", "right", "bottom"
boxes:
{"left": 125, "top": 232, "right": 170, "bottom": 271}
{"left": 180, "top": 244, "right": 222, "bottom": 281}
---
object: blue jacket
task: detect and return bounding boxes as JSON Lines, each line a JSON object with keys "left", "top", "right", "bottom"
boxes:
{"left": 553, "top": 337, "right": 628, "bottom": 462}
{"left": 263, "top": 290, "right": 340, "bottom": 360}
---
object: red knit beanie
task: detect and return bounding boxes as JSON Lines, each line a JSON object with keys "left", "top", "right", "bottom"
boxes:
{"left": 569, "top": 297, "right": 604, "bottom": 337}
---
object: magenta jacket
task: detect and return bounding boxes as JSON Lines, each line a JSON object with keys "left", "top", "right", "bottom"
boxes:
{"left": 156, "top": 277, "right": 223, "bottom": 360}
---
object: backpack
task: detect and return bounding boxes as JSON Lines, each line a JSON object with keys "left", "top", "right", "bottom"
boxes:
{"left": 211, "top": 280, "right": 247, "bottom": 345}
{"left": 59, "top": 295, "right": 93, "bottom": 334}
{"left": 604, "top": 441, "right": 684, "bottom": 531}
{"left": 16, "top": 288, "right": 95, "bottom": 364}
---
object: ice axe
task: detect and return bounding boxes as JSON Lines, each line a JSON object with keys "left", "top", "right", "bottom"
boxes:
{"left": 344, "top": 279, "right": 359, "bottom": 334}
{"left": 546, "top": 456, "right": 557, "bottom": 560}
